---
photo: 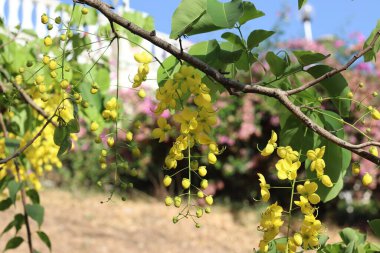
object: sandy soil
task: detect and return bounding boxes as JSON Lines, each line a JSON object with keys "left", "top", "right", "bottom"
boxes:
{"left": 0, "top": 188, "right": 377, "bottom": 253}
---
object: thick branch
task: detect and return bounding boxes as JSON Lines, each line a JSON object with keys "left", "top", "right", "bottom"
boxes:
{"left": 78, "top": 0, "right": 380, "bottom": 165}
{"left": 287, "top": 30, "right": 380, "bottom": 95}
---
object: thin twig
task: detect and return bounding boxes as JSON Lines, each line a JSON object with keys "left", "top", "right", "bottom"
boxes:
{"left": 14, "top": 161, "right": 33, "bottom": 253}
{"left": 0, "top": 112, "right": 8, "bottom": 137}
{"left": 287, "top": 30, "right": 380, "bottom": 95}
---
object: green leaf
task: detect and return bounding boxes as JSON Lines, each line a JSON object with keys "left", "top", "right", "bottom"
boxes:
{"left": 221, "top": 32, "right": 244, "bottom": 47}
{"left": 247, "top": 30, "right": 275, "bottom": 50}
{"left": 298, "top": 0, "right": 308, "bottom": 9}
{"left": 363, "top": 20, "right": 380, "bottom": 62}
{"left": 26, "top": 189, "right": 40, "bottom": 204}
{"left": 26, "top": 204, "right": 44, "bottom": 228}
{"left": 369, "top": 219, "right": 380, "bottom": 237}
{"left": 206, "top": 0, "right": 243, "bottom": 28}
{"left": 339, "top": 228, "right": 366, "bottom": 246}
{"left": 5, "top": 138, "right": 20, "bottom": 154}
{"left": 94, "top": 68, "right": 110, "bottom": 91}
{"left": 157, "top": 55, "right": 180, "bottom": 87}
{"left": 344, "top": 241, "right": 355, "bottom": 253}
{"left": 319, "top": 234, "right": 329, "bottom": 247}
{"left": 13, "top": 214, "right": 24, "bottom": 233}
{"left": 318, "top": 243, "right": 343, "bottom": 253}
{"left": 0, "top": 198, "right": 12, "bottom": 211}
{"left": 37, "top": 231, "right": 52, "bottom": 252}
{"left": 170, "top": 0, "right": 221, "bottom": 39}
{"left": 266, "top": 51, "right": 287, "bottom": 77}
{"left": 120, "top": 11, "right": 155, "bottom": 46}
{"left": 307, "top": 65, "right": 351, "bottom": 117}
{"left": 7, "top": 181, "right": 22, "bottom": 204}
{"left": 280, "top": 112, "right": 321, "bottom": 161}
{"left": 67, "top": 119, "right": 80, "bottom": 133}
{"left": 1, "top": 221, "right": 14, "bottom": 236}
{"left": 219, "top": 41, "right": 244, "bottom": 64}
{"left": 293, "top": 50, "right": 330, "bottom": 66}
{"left": 53, "top": 126, "right": 68, "bottom": 146}
{"left": 188, "top": 40, "right": 222, "bottom": 68}
{"left": 238, "top": 1, "right": 265, "bottom": 25}
{"left": 57, "top": 137, "right": 72, "bottom": 157}
{"left": 4, "top": 237, "right": 23, "bottom": 251}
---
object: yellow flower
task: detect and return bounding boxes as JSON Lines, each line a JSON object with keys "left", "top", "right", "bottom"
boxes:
{"left": 294, "top": 196, "right": 315, "bottom": 215}
{"left": 258, "top": 202, "right": 284, "bottom": 243}
{"left": 276, "top": 146, "right": 299, "bottom": 162}
{"left": 207, "top": 152, "right": 217, "bottom": 164}
{"left": 125, "top": 131, "right": 133, "bottom": 142}
{"left": 260, "top": 131, "right": 277, "bottom": 156}
{"left": 90, "top": 122, "right": 99, "bottom": 132}
{"left": 173, "top": 107, "right": 198, "bottom": 134}
{"left": 107, "top": 137, "right": 114, "bottom": 148}
{"left": 369, "top": 146, "right": 378, "bottom": 157}
{"left": 306, "top": 146, "right": 325, "bottom": 161}
{"left": 261, "top": 143, "right": 275, "bottom": 156}
{"left": 205, "top": 195, "right": 213, "bottom": 205}
{"left": 320, "top": 174, "right": 333, "bottom": 188}
{"left": 152, "top": 117, "right": 171, "bottom": 142}
{"left": 257, "top": 173, "right": 270, "bottom": 202}
{"left": 134, "top": 51, "right": 153, "bottom": 64}
{"left": 371, "top": 108, "right": 380, "bottom": 120}
{"left": 352, "top": 162, "right": 360, "bottom": 176}
{"left": 362, "top": 173, "right": 373, "bottom": 186}
{"left": 275, "top": 159, "right": 301, "bottom": 180}
{"left": 296, "top": 180, "right": 320, "bottom": 204}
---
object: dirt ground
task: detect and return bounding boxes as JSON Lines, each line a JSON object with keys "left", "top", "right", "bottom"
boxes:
{"left": 0, "top": 188, "right": 378, "bottom": 253}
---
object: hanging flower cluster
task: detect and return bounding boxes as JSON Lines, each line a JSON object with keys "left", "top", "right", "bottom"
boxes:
{"left": 152, "top": 65, "right": 219, "bottom": 226}
{"left": 255, "top": 132, "right": 336, "bottom": 252}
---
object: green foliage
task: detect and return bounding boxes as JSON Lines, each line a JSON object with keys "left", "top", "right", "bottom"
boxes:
{"left": 265, "top": 51, "right": 287, "bottom": 77}
{"left": 363, "top": 20, "right": 380, "bottom": 62}
{"left": 306, "top": 65, "right": 351, "bottom": 117}
{"left": 298, "top": 0, "right": 308, "bottom": 9}
{"left": 121, "top": 11, "right": 155, "bottom": 46}
{"left": 26, "top": 204, "right": 44, "bottom": 228}
{"left": 4, "top": 236, "right": 23, "bottom": 251}
{"left": 293, "top": 50, "right": 330, "bottom": 66}
{"left": 238, "top": 1, "right": 264, "bottom": 25}
{"left": 368, "top": 219, "right": 380, "bottom": 237}
{"left": 37, "top": 231, "right": 52, "bottom": 252}
{"left": 206, "top": 0, "right": 243, "bottom": 28}
{"left": 247, "top": 30, "right": 275, "bottom": 50}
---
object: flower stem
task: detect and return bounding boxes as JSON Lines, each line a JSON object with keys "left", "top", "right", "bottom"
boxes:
{"left": 286, "top": 178, "right": 296, "bottom": 252}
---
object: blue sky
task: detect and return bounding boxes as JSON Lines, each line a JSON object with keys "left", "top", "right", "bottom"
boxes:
{"left": 63, "top": 0, "right": 379, "bottom": 42}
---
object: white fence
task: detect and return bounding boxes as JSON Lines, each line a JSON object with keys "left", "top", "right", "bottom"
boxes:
{"left": 0, "top": 0, "right": 191, "bottom": 88}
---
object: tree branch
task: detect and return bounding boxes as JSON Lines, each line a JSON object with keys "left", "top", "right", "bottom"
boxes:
{"left": 78, "top": 0, "right": 380, "bottom": 165}
{"left": 287, "top": 30, "right": 380, "bottom": 95}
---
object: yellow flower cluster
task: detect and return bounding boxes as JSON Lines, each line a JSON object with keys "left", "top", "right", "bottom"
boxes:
{"left": 256, "top": 132, "right": 329, "bottom": 252}
{"left": 154, "top": 65, "right": 218, "bottom": 226}
{"left": 102, "top": 97, "right": 118, "bottom": 121}
{"left": 153, "top": 65, "right": 218, "bottom": 169}
{"left": 133, "top": 51, "right": 152, "bottom": 88}
{"left": 306, "top": 146, "right": 333, "bottom": 187}
{"left": 258, "top": 202, "right": 284, "bottom": 252}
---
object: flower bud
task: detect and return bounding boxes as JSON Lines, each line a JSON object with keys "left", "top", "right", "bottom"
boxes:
{"left": 362, "top": 173, "right": 373, "bottom": 186}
